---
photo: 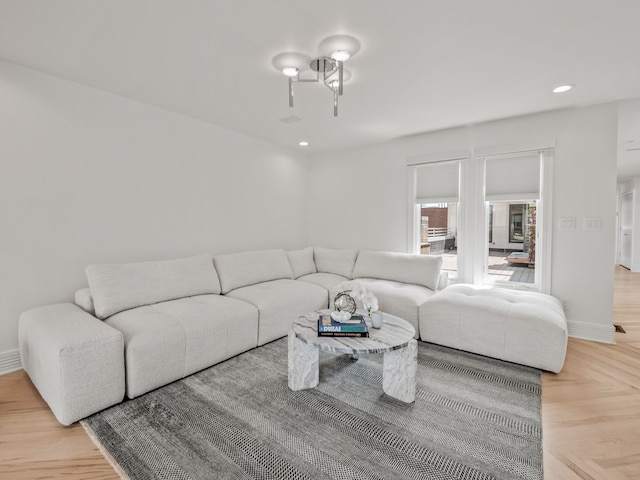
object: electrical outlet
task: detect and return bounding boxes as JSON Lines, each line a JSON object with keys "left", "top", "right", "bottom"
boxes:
{"left": 583, "top": 217, "right": 602, "bottom": 231}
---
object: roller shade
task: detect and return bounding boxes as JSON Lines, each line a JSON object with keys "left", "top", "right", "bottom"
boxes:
{"left": 485, "top": 152, "right": 540, "bottom": 201}
{"left": 415, "top": 161, "right": 460, "bottom": 204}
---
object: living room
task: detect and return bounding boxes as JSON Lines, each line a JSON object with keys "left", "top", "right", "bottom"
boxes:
{"left": 1, "top": 1, "right": 639, "bottom": 479}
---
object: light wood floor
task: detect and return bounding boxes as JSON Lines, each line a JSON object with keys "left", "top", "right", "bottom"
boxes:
{"left": 1, "top": 266, "right": 639, "bottom": 479}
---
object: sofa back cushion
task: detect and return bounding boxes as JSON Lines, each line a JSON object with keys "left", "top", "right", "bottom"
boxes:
{"left": 286, "top": 247, "right": 317, "bottom": 279}
{"left": 314, "top": 247, "right": 358, "bottom": 279}
{"left": 86, "top": 253, "right": 221, "bottom": 319}
{"left": 213, "top": 249, "right": 293, "bottom": 294}
{"left": 74, "top": 288, "right": 96, "bottom": 316}
{"left": 352, "top": 250, "right": 443, "bottom": 291}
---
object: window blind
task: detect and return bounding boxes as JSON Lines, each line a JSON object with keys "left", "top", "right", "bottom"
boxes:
{"left": 485, "top": 152, "right": 540, "bottom": 201}
{"left": 415, "top": 161, "right": 460, "bottom": 204}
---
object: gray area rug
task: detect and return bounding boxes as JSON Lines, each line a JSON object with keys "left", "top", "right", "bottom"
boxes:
{"left": 83, "top": 338, "right": 542, "bottom": 480}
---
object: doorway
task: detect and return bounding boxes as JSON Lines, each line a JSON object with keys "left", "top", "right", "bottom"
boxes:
{"left": 618, "top": 192, "right": 633, "bottom": 269}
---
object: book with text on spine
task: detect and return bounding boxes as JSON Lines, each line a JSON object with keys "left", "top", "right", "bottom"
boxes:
{"left": 317, "top": 314, "right": 369, "bottom": 337}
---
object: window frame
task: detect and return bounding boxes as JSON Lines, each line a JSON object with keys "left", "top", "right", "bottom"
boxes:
{"left": 408, "top": 148, "right": 553, "bottom": 294}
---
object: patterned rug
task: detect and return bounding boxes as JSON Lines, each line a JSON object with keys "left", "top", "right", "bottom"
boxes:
{"left": 83, "top": 338, "right": 543, "bottom": 480}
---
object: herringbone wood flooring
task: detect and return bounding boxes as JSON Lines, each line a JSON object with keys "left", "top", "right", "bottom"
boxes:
{"left": 1, "top": 266, "right": 639, "bottom": 479}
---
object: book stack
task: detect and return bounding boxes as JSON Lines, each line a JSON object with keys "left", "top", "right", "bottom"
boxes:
{"left": 317, "top": 313, "right": 369, "bottom": 337}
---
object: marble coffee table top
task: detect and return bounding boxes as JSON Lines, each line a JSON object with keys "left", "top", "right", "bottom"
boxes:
{"left": 291, "top": 309, "right": 415, "bottom": 355}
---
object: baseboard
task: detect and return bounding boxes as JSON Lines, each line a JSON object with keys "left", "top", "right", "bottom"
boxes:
{"left": 0, "top": 349, "right": 22, "bottom": 375}
{"left": 568, "top": 320, "right": 615, "bottom": 344}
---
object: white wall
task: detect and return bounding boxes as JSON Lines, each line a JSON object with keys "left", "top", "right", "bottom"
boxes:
{"left": 618, "top": 177, "right": 640, "bottom": 271}
{"left": 0, "top": 61, "right": 310, "bottom": 359}
{"left": 308, "top": 142, "right": 411, "bottom": 251}
{"left": 309, "top": 104, "right": 618, "bottom": 343}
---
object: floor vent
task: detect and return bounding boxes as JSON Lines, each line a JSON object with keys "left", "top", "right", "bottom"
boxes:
{"left": 614, "top": 324, "right": 626, "bottom": 333}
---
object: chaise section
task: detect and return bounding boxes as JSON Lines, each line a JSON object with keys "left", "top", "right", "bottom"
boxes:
{"left": 106, "top": 294, "right": 258, "bottom": 398}
{"left": 18, "top": 303, "right": 125, "bottom": 425}
{"left": 419, "top": 284, "right": 568, "bottom": 372}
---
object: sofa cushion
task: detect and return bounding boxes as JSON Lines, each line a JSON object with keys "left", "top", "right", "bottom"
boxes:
{"left": 298, "top": 272, "right": 349, "bottom": 292}
{"left": 213, "top": 249, "right": 294, "bottom": 294}
{"left": 86, "top": 254, "right": 221, "bottom": 320}
{"left": 314, "top": 247, "right": 358, "bottom": 279}
{"left": 106, "top": 294, "right": 259, "bottom": 398}
{"left": 298, "top": 272, "right": 350, "bottom": 305}
{"left": 352, "top": 250, "right": 443, "bottom": 291}
{"left": 74, "top": 288, "right": 96, "bottom": 316}
{"left": 225, "top": 279, "right": 327, "bottom": 345}
{"left": 338, "top": 278, "right": 436, "bottom": 339}
{"left": 286, "top": 247, "right": 317, "bottom": 279}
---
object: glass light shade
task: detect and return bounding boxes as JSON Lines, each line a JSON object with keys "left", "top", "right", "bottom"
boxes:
{"left": 327, "top": 69, "right": 352, "bottom": 88}
{"left": 282, "top": 66, "right": 299, "bottom": 77}
{"left": 330, "top": 49, "right": 351, "bottom": 62}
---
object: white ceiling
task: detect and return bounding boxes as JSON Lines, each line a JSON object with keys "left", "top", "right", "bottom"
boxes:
{"left": 1, "top": 0, "right": 640, "bottom": 176}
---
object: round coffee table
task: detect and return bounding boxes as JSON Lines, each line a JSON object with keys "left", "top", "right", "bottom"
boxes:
{"left": 288, "top": 309, "right": 417, "bottom": 403}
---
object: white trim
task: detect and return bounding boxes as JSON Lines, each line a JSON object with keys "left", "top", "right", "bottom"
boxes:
{"left": 616, "top": 190, "right": 634, "bottom": 269}
{"left": 567, "top": 320, "right": 615, "bottom": 344}
{"left": 407, "top": 167, "right": 419, "bottom": 254}
{"left": 473, "top": 139, "right": 556, "bottom": 157}
{"left": 485, "top": 192, "right": 539, "bottom": 202}
{"left": 416, "top": 196, "right": 458, "bottom": 204}
{"left": 539, "top": 150, "right": 554, "bottom": 294}
{"left": 0, "top": 349, "right": 22, "bottom": 375}
{"left": 406, "top": 149, "right": 469, "bottom": 166}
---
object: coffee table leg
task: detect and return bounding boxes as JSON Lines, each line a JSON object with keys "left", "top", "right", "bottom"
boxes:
{"left": 382, "top": 339, "right": 417, "bottom": 403}
{"left": 288, "top": 331, "right": 319, "bottom": 391}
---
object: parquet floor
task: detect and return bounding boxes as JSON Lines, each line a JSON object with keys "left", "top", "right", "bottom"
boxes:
{"left": 0, "top": 266, "right": 639, "bottom": 479}
{"left": 542, "top": 266, "right": 640, "bottom": 479}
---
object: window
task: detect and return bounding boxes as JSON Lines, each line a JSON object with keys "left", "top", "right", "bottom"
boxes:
{"left": 413, "top": 161, "right": 461, "bottom": 282}
{"left": 483, "top": 151, "right": 547, "bottom": 288}
{"left": 409, "top": 147, "right": 552, "bottom": 293}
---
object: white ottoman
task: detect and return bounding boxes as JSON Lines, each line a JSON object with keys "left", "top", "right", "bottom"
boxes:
{"left": 419, "top": 284, "right": 568, "bottom": 372}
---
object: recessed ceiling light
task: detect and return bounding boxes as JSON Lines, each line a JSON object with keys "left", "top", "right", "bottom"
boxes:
{"left": 299, "top": 141, "right": 309, "bottom": 146}
{"left": 552, "top": 84, "right": 574, "bottom": 94}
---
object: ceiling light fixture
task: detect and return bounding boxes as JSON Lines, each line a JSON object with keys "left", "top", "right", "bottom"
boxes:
{"left": 552, "top": 84, "right": 574, "bottom": 93}
{"left": 299, "top": 141, "right": 309, "bottom": 146}
{"left": 282, "top": 67, "right": 299, "bottom": 77}
{"left": 272, "top": 35, "right": 360, "bottom": 117}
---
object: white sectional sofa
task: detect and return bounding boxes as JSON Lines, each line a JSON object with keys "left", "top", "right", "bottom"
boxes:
{"left": 18, "top": 247, "right": 445, "bottom": 425}
{"left": 18, "top": 246, "right": 567, "bottom": 426}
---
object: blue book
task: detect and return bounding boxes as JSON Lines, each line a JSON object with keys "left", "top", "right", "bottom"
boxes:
{"left": 317, "top": 314, "right": 369, "bottom": 337}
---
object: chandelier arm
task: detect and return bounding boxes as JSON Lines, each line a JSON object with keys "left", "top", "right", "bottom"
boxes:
{"left": 322, "top": 80, "right": 338, "bottom": 92}
{"left": 334, "top": 88, "right": 338, "bottom": 117}
{"left": 338, "top": 61, "right": 343, "bottom": 96}
{"left": 288, "top": 77, "right": 294, "bottom": 108}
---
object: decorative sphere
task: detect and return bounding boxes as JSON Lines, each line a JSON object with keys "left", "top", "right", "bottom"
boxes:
{"left": 334, "top": 292, "right": 357, "bottom": 314}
